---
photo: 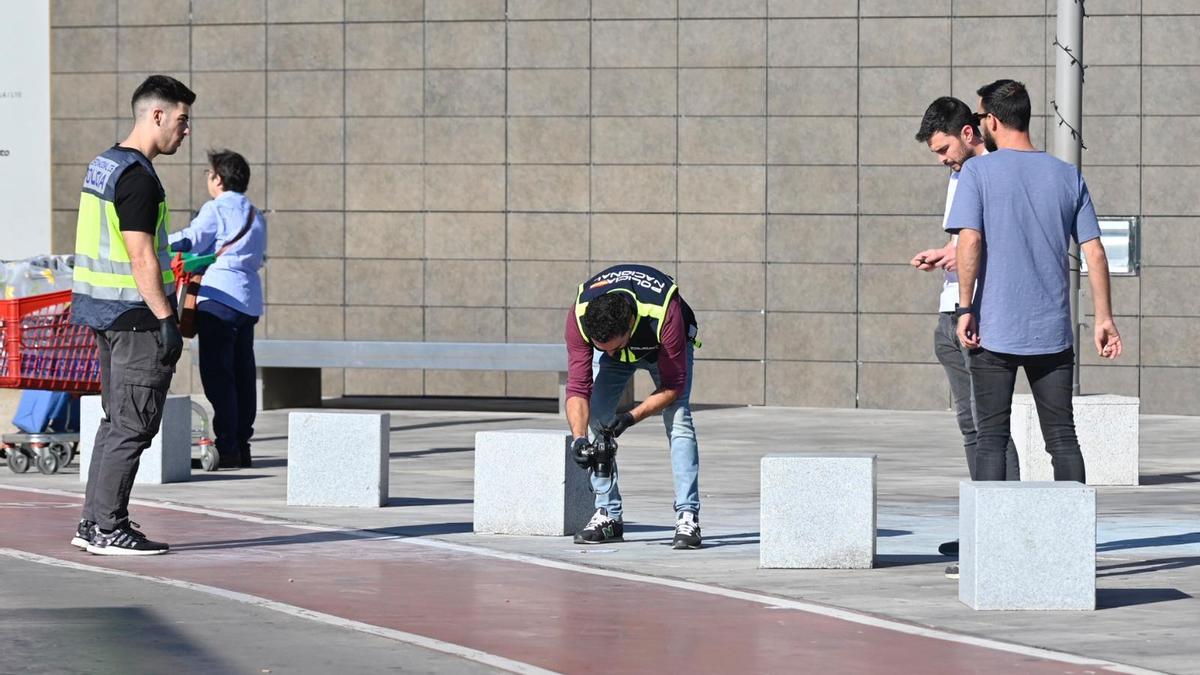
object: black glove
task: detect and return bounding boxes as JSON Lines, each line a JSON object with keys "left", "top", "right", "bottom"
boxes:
{"left": 609, "top": 411, "right": 636, "bottom": 438}
{"left": 570, "top": 436, "right": 592, "bottom": 468}
{"left": 158, "top": 317, "right": 184, "bottom": 366}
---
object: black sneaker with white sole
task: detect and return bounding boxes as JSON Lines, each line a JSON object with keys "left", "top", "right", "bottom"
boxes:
{"left": 574, "top": 508, "right": 623, "bottom": 544}
{"left": 70, "top": 519, "right": 96, "bottom": 550}
{"left": 944, "top": 563, "right": 959, "bottom": 579}
{"left": 86, "top": 521, "right": 169, "bottom": 556}
{"left": 672, "top": 511, "right": 702, "bottom": 549}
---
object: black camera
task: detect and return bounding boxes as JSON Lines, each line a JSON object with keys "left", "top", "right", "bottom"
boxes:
{"left": 573, "top": 426, "right": 618, "bottom": 478}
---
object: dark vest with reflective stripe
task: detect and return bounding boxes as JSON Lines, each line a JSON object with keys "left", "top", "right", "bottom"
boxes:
{"left": 71, "top": 146, "right": 174, "bottom": 329}
{"left": 574, "top": 264, "right": 694, "bottom": 364}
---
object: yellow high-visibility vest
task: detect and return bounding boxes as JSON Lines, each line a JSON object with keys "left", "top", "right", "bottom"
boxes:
{"left": 71, "top": 146, "right": 174, "bottom": 328}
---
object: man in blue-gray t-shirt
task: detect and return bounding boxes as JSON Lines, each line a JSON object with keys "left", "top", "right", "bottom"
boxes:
{"left": 945, "top": 79, "right": 1123, "bottom": 483}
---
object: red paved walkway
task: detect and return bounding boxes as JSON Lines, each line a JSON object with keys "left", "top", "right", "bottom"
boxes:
{"left": 0, "top": 488, "right": 1118, "bottom": 674}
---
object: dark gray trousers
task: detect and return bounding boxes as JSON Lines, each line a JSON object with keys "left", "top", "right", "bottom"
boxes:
{"left": 82, "top": 328, "right": 174, "bottom": 529}
{"left": 933, "top": 312, "right": 1021, "bottom": 480}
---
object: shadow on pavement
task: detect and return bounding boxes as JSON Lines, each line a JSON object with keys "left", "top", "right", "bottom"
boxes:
{"left": 1097, "top": 556, "right": 1200, "bottom": 578}
{"left": 878, "top": 529, "right": 913, "bottom": 537}
{"left": 1097, "top": 532, "right": 1200, "bottom": 552}
{"left": 386, "top": 496, "right": 473, "bottom": 507}
{"left": 0, "top": 607, "right": 237, "bottom": 673}
{"left": 173, "top": 522, "right": 474, "bottom": 551}
{"left": 874, "top": 554, "right": 949, "bottom": 568}
{"left": 1139, "top": 471, "right": 1200, "bottom": 485}
{"left": 1096, "top": 587, "right": 1193, "bottom": 609}
{"left": 391, "top": 446, "right": 472, "bottom": 459}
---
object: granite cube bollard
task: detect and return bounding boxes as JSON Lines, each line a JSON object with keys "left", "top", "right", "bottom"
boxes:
{"left": 287, "top": 412, "right": 389, "bottom": 507}
{"left": 474, "top": 430, "right": 593, "bottom": 536}
{"left": 960, "top": 481, "right": 1095, "bottom": 610}
{"left": 760, "top": 454, "right": 876, "bottom": 569}
{"left": 1011, "top": 394, "right": 1139, "bottom": 485}
{"left": 79, "top": 394, "right": 192, "bottom": 485}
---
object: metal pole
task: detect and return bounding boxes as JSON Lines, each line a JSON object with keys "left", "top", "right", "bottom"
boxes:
{"left": 1053, "top": 0, "right": 1085, "bottom": 395}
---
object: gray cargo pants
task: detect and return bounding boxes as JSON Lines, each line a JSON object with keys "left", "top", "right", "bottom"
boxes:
{"left": 82, "top": 328, "right": 175, "bottom": 530}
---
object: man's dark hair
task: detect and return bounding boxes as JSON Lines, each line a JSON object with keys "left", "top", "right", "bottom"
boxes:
{"left": 915, "top": 96, "right": 978, "bottom": 143}
{"left": 582, "top": 293, "right": 634, "bottom": 344}
{"left": 976, "top": 79, "right": 1030, "bottom": 132}
{"left": 208, "top": 149, "right": 251, "bottom": 193}
{"left": 130, "top": 75, "right": 196, "bottom": 115}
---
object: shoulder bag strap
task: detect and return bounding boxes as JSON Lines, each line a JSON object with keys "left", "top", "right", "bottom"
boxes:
{"left": 215, "top": 206, "right": 257, "bottom": 257}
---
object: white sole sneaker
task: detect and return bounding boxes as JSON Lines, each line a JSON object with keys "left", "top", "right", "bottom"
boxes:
{"left": 70, "top": 536, "right": 90, "bottom": 549}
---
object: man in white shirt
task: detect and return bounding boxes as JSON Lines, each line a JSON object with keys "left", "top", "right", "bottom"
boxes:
{"left": 910, "top": 97, "right": 1019, "bottom": 570}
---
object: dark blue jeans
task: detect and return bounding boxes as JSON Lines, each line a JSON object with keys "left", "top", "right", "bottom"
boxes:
{"left": 196, "top": 300, "right": 258, "bottom": 465}
{"left": 968, "top": 347, "right": 1085, "bottom": 482}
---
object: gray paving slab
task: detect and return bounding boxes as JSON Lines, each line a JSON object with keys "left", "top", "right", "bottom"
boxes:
{"left": 4, "top": 404, "right": 1198, "bottom": 674}
{"left": 0, "top": 556, "right": 500, "bottom": 675}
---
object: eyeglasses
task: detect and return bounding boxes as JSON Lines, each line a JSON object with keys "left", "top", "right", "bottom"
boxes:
{"left": 203, "top": 168, "right": 215, "bottom": 178}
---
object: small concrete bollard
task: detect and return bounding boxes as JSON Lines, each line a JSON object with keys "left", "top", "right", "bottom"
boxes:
{"left": 1011, "top": 394, "right": 1139, "bottom": 485}
{"left": 760, "top": 454, "right": 876, "bottom": 569}
{"left": 473, "top": 430, "right": 592, "bottom": 536}
{"left": 287, "top": 412, "right": 389, "bottom": 507}
{"left": 79, "top": 394, "right": 192, "bottom": 485}
{"left": 960, "top": 481, "right": 1095, "bottom": 610}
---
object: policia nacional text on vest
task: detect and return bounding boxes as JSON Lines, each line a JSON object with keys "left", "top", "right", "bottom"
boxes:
{"left": 574, "top": 264, "right": 699, "bottom": 363}
{"left": 71, "top": 146, "right": 175, "bottom": 329}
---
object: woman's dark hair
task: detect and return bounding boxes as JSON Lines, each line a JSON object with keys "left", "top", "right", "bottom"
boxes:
{"left": 915, "top": 96, "right": 978, "bottom": 143}
{"left": 208, "top": 149, "right": 251, "bottom": 193}
{"left": 582, "top": 293, "right": 634, "bottom": 343}
{"left": 977, "top": 79, "right": 1031, "bottom": 132}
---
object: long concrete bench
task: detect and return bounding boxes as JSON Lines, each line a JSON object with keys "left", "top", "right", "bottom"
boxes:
{"left": 190, "top": 340, "right": 571, "bottom": 410}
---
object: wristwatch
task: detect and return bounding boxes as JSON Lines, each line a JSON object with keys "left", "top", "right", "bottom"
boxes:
{"left": 953, "top": 304, "right": 973, "bottom": 317}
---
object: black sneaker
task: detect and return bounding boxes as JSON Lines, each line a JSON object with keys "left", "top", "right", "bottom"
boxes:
{"left": 938, "top": 540, "right": 959, "bottom": 556}
{"left": 574, "top": 508, "right": 623, "bottom": 544}
{"left": 70, "top": 519, "right": 96, "bottom": 549}
{"left": 86, "top": 521, "right": 169, "bottom": 556}
{"left": 672, "top": 511, "right": 702, "bottom": 549}
{"left": 944, "top": 563, "right": 959, "bottom": 579}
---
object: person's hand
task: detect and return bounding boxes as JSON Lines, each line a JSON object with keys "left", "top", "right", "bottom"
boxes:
{"left": 609, "top": 411, "right": 636, "bottom": 438}
{"left": 158, "top": 318, "right": 184, "bottom": 366}
{"left": 956, "top": 312, "right": 980, "bottom": 349}
{"left": 570, "top": 436, "right": 592, "bottom": 468}
{"left": 1094, "top": 319, "right": 1122, "bottom": 360}
{"left": 940, "top": 247, "right": 957, "bottom": 272}
{"left": 910, "top": 248, "right": 944, "bottom": 271}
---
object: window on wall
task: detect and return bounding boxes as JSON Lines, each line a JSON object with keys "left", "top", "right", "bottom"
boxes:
{"left": 1082, "top": 217, "right": 1139, "bottom": 277}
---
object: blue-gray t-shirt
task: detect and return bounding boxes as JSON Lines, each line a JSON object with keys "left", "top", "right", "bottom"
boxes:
{"left": 945, "top": 149, "right": 1101, "bottom": 355}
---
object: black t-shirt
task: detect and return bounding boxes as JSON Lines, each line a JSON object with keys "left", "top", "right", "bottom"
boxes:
{"left": 109, "top": 149, "right": 164, "bottom": 330}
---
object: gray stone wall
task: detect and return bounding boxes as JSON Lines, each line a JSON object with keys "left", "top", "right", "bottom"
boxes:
{"left": 47, "top": 1, "right": 1200, "bottom": 414}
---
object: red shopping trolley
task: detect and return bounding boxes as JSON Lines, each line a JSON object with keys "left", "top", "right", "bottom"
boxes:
{"left": 0, "top": 290, "right": 97, "bottom": 473}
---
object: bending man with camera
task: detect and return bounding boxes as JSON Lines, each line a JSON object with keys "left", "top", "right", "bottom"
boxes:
{"left": 564, "top": 264, "right": 702, "bottom": 549}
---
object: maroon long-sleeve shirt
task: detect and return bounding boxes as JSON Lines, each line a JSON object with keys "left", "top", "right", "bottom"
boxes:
{"left": 564, "top": 296, "right": 688, "bottom": 401}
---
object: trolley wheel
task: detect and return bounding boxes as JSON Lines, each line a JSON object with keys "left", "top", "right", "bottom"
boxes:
{"left": 200, "top": 445, "right": 220, "bottom": 472}
{"left": 7, "top": 447, "right": 31, "bottom": 474}
{"left": 36, "top": 447, "right": 61, "bottom": 475}
{"left": 49, "top": 442, "right": 74, "bottom": 468}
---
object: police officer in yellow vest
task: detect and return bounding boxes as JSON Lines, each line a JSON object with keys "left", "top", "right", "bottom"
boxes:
{"left": 564, "top": 264, "right": 703, "bottom": 549}
{"left": 69, "top": 76, "right": 195, "bottom": 556}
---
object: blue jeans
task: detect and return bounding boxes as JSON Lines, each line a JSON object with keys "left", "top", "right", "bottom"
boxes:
{"left": 588, "top": 346, "right": 699, "bottom": 521}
